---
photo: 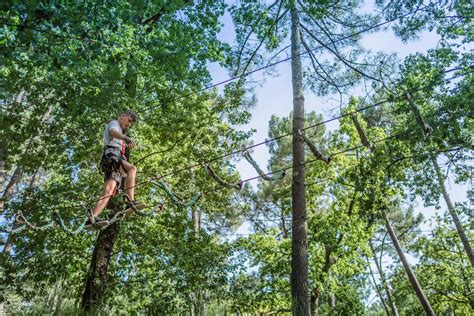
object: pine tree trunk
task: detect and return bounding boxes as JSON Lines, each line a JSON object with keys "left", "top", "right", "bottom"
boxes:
{"left": 290, "top": 1, "right": 309, "bottom": 315}
{"left": 382, "top": 209, "right": 435, "bottom": 315}
{"left": 366, "top": 255, "right": 390, "bottom": 316}
{"left": 431, "top": 155, "right": 474, "bottom": 267}
{"left": 81, "top": 216, "right": 121, "bottom": 311}
{"left": 370, "top": 241, "right": 399, "bottom": 316}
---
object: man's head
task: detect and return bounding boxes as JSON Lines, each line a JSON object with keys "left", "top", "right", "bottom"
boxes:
{"left": 118, "top": 109, "right": 137, "bottom": 130}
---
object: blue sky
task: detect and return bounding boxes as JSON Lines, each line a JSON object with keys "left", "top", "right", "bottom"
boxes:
{"left": 207, "top": 2, "right": 470, "bottom": 234}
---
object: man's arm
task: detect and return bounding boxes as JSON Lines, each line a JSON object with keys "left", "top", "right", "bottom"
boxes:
{"left": 109, "top": 128, "right": 136, "bottom": 148}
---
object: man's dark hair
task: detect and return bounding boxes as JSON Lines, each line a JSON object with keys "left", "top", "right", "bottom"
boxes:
{"left": 122, "top": 109, "right": 137, "bottom": 123}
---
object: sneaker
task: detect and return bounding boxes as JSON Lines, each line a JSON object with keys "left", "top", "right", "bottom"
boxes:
{"left": 85, "top": 216, "right": 109, "bottom": 230}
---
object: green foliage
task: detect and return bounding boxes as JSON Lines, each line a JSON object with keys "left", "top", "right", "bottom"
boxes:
{"left": 1, "top": 0, "right": 472, "bottom": 314}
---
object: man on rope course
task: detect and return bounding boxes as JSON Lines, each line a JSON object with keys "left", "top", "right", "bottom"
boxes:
{"left": 86, "top": 109, "right": 145, "bottom": 229}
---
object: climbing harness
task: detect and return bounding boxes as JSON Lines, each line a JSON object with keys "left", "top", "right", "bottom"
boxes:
{"left": 100, "top": 145, "right": 127, "bottom": 186}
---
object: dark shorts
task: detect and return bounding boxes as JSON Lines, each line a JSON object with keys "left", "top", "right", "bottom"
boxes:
{"left": 100, "top": 150, "right": 126, "bottom": 184}
{"left": 104, "top": 169, "right": 122, "bottom": 184}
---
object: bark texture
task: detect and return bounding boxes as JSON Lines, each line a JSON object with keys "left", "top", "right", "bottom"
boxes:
{"left": 431, "top": 155, "right": 473, "bottom": 267}
{"left": 382, "top": 209, "right": 435, "bottom": 316}
{"left": 290, "top": 1, "right": 309, "bottom": 314}
{"left": 81, "top": 213, "right": 121, "bottom": 311}
{"left": 370, "top": 240, "right": 399, "bottom": 316}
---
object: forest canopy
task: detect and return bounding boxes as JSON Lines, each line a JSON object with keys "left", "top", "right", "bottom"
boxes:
{"left": 1, "top": 0, "right": 472, "bottom": 315}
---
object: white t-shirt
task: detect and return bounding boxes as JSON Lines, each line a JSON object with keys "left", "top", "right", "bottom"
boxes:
{"left": 104, "top": 120, "right": 124, "bottom": 151}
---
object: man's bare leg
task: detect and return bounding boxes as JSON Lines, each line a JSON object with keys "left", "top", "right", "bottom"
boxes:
{"left": 91, "top": 179, "right": 117, "bottom": 217}
{"left": 121, "top": 160, "right": 137, "bottom": 201}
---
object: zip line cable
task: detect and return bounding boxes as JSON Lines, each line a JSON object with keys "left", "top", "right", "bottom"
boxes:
{"left": 2, "top": 69, "right": 468, "bottom": 235}
{"left": 135, "top": 67, "right": 470, "bottom": 172}
{"left": 13, "top": 70, "right": 467, "bottom": 214}
{"left": 135, "top": 70, "right": 470, "bottom": 177}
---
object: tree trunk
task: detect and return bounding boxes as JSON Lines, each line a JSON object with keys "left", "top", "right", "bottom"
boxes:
{"left": 192, "top": 208, "right": 200, "bottom": 235}
{"left": 290, "top": 1, "right": 309, "bottom": 315}
{"left": 81, "top": 217, "right": 121, "bottom": 311}
{"left": 191, "top": 207, "right": 204, "bottom": 315}
{"left": 366, "top": 255, "right": 390, "bottom": 316}
{"left": 382, "top": 209, "right": 435, "bottom": 315}
{"left": 3, "top": 170, "right": 43, "bottom": 254}
{"left": 328, "top": 291, "right": 335, "bottom": 309}
{"left": 29, "top": 170, "right": 41, "bottom": 188}
{"left": 81, "top": 127, "right": 135, "bottom": 311}
{"left": 310, "top": 289, "right": 319, "bottom": 316}
{"left": 431, "top": 155, "right": 474, "bottom": 267}
{"left": 369, "top": 241, "right": 399, "bottom": 316}
{"left": 0, "top": 142, "right": 5, "bottom": 192}
{"left": 1, "top": 104, "right": 51, "bottom": 213}
{"left": 0, "top": 167, "right": 23, "bottom": 213}
{"left": 2, "top": 222, "right": 21, "bottom": 254}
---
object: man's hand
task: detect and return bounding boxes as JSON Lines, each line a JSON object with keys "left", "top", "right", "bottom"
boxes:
{"left": 124, "top": 136, "right": 137, "bottom": 149}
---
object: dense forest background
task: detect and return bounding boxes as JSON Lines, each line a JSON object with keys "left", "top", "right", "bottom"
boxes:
{"left": 1, "top": 0, "right": 472, "bottom": 315}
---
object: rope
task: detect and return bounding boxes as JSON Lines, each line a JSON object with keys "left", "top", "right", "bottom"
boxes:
{"left": 1, "top": 139, "right": 465, "bottom": 236}
{"left": 51, "top": 209, "right": 90, "bottom": 236}
{"left": 150, "top": 180, "right": 202, "bottom": 208}
{"left": 15, "top": 211, "right": 55, "bottom": 232}
{"left": 350, "top": 113, "right": 375, "bottom": 152}
{"left": 1, "top": 72, "right": 470, "bottom": 233}
{"left": 242, "top": 150, "right": 286, "bottom": 181}
{"left": 299, "top": 130, "right": 331, "bottom": 163}
{"left": 204, "top": 165, "right": 243, "bottom": 190}
{"left": 0, "top": 193, "right": 164, "bottom": 236}
{"left": 405, "top": 91, "right": 433, "bottom": 139}
{"left": 11, "top": 70, "right": 469, "bottom": 215}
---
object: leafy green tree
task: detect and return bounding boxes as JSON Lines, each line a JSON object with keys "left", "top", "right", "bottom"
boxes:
{"left": 1, "top": 1, "right": 256, "bottom": 313}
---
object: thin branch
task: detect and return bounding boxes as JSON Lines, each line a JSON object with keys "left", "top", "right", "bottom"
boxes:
{"left": 300, "top": 34, "right": 343, "bottom": 89}
{"left": 264, "top": 44, "right": 291, "bottom": 67}
{"left": 234, "top": 0, "right": 280, "bottom": 74}
{"left": 300, "top": 20, "right": 392, "bottom": 92}
{"left": 238, "top": 8, "right": 289, "bottom": 76}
